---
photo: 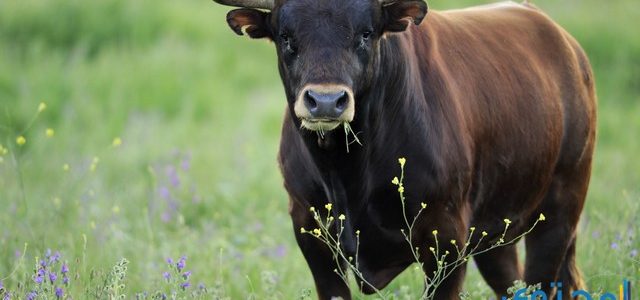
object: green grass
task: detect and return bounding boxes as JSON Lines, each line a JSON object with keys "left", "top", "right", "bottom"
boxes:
{"left": 0, "top": 0, "right": 638, "bottom": 298}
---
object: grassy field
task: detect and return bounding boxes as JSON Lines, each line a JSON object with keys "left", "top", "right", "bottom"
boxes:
{"left": 0, "top": 0, "right": 638, "bottom": 298}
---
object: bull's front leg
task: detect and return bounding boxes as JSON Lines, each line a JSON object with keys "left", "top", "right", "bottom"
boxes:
{"left": 419, "top": 207, "right": 470, "bottom": 300}
{"left": 290, "top": 198, "right": 351, "bottom": 300}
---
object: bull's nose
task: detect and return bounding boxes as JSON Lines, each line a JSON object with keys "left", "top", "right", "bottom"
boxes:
{"left": 304, "top": 90, "right": 349, "bottom": 119}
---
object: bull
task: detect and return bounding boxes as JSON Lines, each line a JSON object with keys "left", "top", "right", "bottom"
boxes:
{"left": 210, "top": 0, "right": 597, "bottom": 299}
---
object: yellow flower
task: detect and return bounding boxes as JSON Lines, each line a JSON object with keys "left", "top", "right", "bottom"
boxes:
{"left": 429, "top": 247, "right": 435, "bottom": 252}
{"left": 90, "top": 156, "right": 100, "bottom": 172}
{"left": 450, "top": 239, "right": 456, "bottom": 245}
{"left": 398, "top": 157, "right": 406, "bottom": 167}
{"left": 470, "top": 227, "right": 476, "bottom": 232}
{"left": 355, "top": 230, "right": 360, "bottom": 235}
{"left": 16, "top": 136, "right": 26, "bottom": 146}
{"left": 112, "top": 205, "right": 120, "bottom": 214}
{"left": 46, "top": 128, "right": 55, "bottom": 138}
{"left": 338, "top": 214, "right": 346, "bottom": 221}
{"left": 432, "top": 230, "right": 438, "bottom": 236}
{"left": 391, "top": 177, "right": 399, "bottom": 185}
{"left": 38, "top": 102, "right": 47, "bottom": 112}
{"left": 300, "top": 227, "right": 306, "bottom": 233}
{"left": 538, "top": 213, "right": 546, "bottom": 221}
{"left": 312, "top": 228, "right": 321, "bottom": 236}
{"left": 481, "top": 231, "right": 488, "bottom": 236}
{"left": 420, "top": 202, "right": 427, "bottom": 209}
{"left": 324, "top": 203, "right": 332, "bottom": 211}
{"left": 309, "top": 206, "right": 315, "bottom": 212}
{"left": 398, "top": 186, "right": 404, "bottom": 193}
{"left": 503, "top": 218, "right": 511, "bottom": 225}
{"left": 112, "top": 137, "right": 122, "bottom": 147}
{"left": 63, "top": 163, "right": 70, "bottom": 171}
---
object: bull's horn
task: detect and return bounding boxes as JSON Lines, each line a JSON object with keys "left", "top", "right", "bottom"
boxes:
{"left": 378, "top": 0, "right": 397, "bottom": 5}
{"left": 212, "top": 0, "right": 274, "bottom": 10}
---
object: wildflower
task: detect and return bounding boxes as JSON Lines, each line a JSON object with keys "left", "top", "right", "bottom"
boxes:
{"left": 300, "top": 227, "right": 306, "bottom": 233}
{"left": 166, "top": 257, "right": 174, "bottom": 264}
{"left": 421, "top": 202, "right": 427, "bottom": 209}
{"left": 538, "top": 213, "right": 546, "bottom": 221}
{"left": 312, "top": 228, "right": 321, "bottom": 237}
{"left": 391, "top": 177, "right": 399, "bottom": 185}
{"left": 61, "top": 263, "right": 68, "bottom": 274}
{"left": 611, "top": 242, "right": 619, "bottom": 250}
{"left": 324, "top": 203, "right": 332, "bottom": 211}
{"left": 355, "top": 230, "right": 360, "bottom": 235}
{"left": 180, "top": 282, "right": 191, "bottom": 290}
{"left": 63, "top": 164, "right": 70, "bottom": 171}
{"left": 46, "top": 128, "right": 55, "bottom": 137}
{"left": 163, "top": 272, "right": 171, "bottom": 281}
{"left": 50, "top": 251, "right": 60, "bottom": 263}
{"left": 90, "top": 156, "right": 99, "bottom": 172}
{"left": 0, "top": 144, "right": 8, "bottom": 155}
{"left": 38, "top": 102, "right": 47, "bottom": 112}
{"left": 182, "top": 271, "right": 192, "bottom": 280}
{"left": 398, "top": 157, "right": 406, "bottom": 167}
{"left": 481, "top": 231, "right": 488, "bottom": 236}
{"left": 55, "top": 287, "right": 64, "bottom": 299}
{"left": 63, "top": 276, "right": 69, "bottom": 285}
{"left": 112, "top": 137, "right": 122, "bottom": 147}
{"left": 309, "top": 207, "right": 315, "bottom": 212}
{"left": 26, "top": 291, "right": 37, "bottom": 300}
{"left": 470, "top": 227, "right": 476, "bottom": 232}
{"left": 49, "top": 271, "right": 58, "bottom": 283}
{"left": 432, "top": 230, "right": 438, "bottom": 236}
{"left": 33, "top": 274, "right": 44, "bottom": 284}
{"left": 338, "top": 214, "right": 346, "bottom": 221}
{"left": 177, "top": 256, "right": 187, "bottom": 272}
{"left": 16, "top": 136, "right": 26, "bottom": 146}
{"left": 503, "top": 218, "right": 511, "bottom": 225}
{"left": 429, "top": 247, "right": 435, "bottom": 252}
{"left": 398, "top": 186, "right": 404, "bottom": 193}
{"left": 631, "top": 249, "right": 638, "bottom": 258}
{"left": 450, "top": 239, "right": 456, "bottom": 245}
{"left": 112, "top": 205, "right": 120, "bottom": 214}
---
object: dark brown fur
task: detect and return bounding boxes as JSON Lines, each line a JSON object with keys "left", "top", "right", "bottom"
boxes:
{"left": 218, "top": 1, "right": 596, "bottom": 299}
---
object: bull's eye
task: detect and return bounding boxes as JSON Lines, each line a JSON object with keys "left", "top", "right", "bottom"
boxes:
{"left": 358, "top": 30, "right": 372, "bottom": 49}
{"left": 280, "top": 33, "right": 295, "bottom": 54}
{"left": 361, "top": 31, "right": 372, "bottom": 41}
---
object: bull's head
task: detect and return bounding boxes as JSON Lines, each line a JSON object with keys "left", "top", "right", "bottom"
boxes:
{"left": 213, "top": 0, "right": 427, "bottom": 132}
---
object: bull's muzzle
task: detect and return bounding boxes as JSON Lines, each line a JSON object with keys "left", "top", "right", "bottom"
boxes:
{"left": 294, "top": 84, "right": 355, "bottom": 131}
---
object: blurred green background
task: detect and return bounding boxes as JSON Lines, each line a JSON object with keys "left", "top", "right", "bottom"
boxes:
{"left": 0, "top": 0, "right": 638, "bottom": 298}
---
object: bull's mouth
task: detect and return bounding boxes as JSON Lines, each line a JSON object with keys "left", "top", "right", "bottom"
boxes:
{"left": 300, "top": 118, "right": 342, "bottom": 132}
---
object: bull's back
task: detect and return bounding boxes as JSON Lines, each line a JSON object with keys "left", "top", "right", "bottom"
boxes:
{"left": 411, "top": 2, "right": 596, "bottom": 216}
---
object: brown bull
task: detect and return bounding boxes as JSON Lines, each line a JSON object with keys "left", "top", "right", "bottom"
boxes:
{"left": 210, "top": 0, "right": 596, "bottom": 298}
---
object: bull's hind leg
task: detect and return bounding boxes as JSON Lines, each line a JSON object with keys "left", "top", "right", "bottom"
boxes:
{"left": 524, "top": 172, "right": 589, "bottom": 299}
{"left": 474, "top": 244, "right": 523, "bottom": 298}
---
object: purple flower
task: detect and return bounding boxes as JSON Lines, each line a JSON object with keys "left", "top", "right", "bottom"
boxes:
{"left": 611, "top": 242, "right": 619, "bottom": 250}
{"left": 45, "top": 249, "right": 52, "bottom": 258}
{"left": 63, "top": 276, "right": 69, "bottom": 285}
{"left": 591, "top": 230, "right": 601, "bottom": 239}
{"left": 3, "top": 291, "right": 11, "bottom": 300}
{"left": 39, "top": 259, "right": 47, "bottom": 268}
{"left": 34, "top": 274, "right": 44, "bottom": 284}
{"left": 61, "top": 263, "right": 69, "bottom": 274}
{"left": 198, "top": 283, "right": 206, "bottom": 290}
{"left": 159, "top": 187, "right": 171, "bottom": 200}
{"left": 163, "top": 272, "right": 171, "bottom": 281}
{"left": 166, "top": 257, "right": 174, "bottom": 265}
{"left": 49, "top": 271, "right": 58, "bottom": 283}
{"left": 631, "top": 249, "right": 638, "bottom": 258}
{"left": 182, "top": 271, "right": 191, "bottom": 280}
{"left": 176, "top": 256, "right": 186, "bottom": 272}
{"left": 55, "top": 287, "right": 64, "bottom": 299}
{"left": 26, "top": 292, "right": 37, "bottom": 300}
{"left": 0, "top": 280, "right": 3, "bottom": 290}
{"left": 180, "top": 282, "right": 190, "bottom": 290}
{"left": 49, "top": 252, "right": 61, "bottom": 264}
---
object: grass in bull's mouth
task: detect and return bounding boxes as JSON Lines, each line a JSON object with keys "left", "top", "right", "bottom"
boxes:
{"left": 343, "top": 122, "right": 362, "bottom": 153}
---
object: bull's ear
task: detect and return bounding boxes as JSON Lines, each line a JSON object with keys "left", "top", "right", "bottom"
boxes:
{"left": 382, "top": 0, "right": 428, "bottom": 32}
{"left": 226, "top": 8, "right": 272, "bottom": 39}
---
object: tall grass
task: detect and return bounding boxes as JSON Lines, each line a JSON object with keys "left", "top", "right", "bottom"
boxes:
{"left": 0, "top": 0, "right": 638, "bottom": 298}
